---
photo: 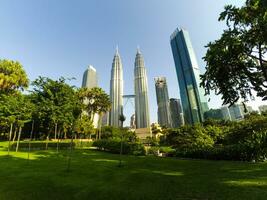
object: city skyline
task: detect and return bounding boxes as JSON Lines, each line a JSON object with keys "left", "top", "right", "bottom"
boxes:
{"left": 1, "top": 0, "right": 265, "bottom": 126}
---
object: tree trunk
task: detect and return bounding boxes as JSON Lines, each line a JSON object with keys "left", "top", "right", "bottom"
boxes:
{"left": 57, "top": 128, "right": 60, "bottom": 153}
{"left": 12, "top": 128, "right": 17, "bottom": 143}
{"left": 54, "top": 123, "right": 58, "bottom": 140}
{"left": 46, "top": 132, "right": 50, "bottom": 150}
{"left": 28, "top": 120, "right": 34, "bottom": 161}
{"left": 64, "top": 130, "right": 67, "bottom": 139}
{"left": 8, "top": 123, "right": 13, "bottom": 156}
{"left": 16, "top": 126, "right": 22, "bottom": 152}
{"left": 98, "top": 113, "right": 103, "bottom": 140}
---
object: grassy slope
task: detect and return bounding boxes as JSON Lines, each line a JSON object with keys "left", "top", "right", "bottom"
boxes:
{"left": 0, "top": 141, "right": 266, "bottom": 200}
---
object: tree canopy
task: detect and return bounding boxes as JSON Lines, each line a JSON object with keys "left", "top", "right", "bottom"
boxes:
{"left": 0, "top": 59, "right": 29, "bottom": 94}
{"left": 200, "top": 0, "right": 267, "bottom": 105}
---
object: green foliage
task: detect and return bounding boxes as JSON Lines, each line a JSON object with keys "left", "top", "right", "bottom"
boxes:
{"left": 31, "top": 77, "right": 82, "bottom": 137}
{"left": 162, "top": 114, "right": 267, "bottom": 162}
{"left": 93, "top": 127, "right": 144, "bottom": 155}
{"left": 93, "top": 139, "right": 145, "bottom": 156}
{"left": 77, "top": 87, "right": 111, "bottom": 121}
{"left": 74, "top": 115, "right": 93, "bottom": 137}
{"left": 200, "top": 0, "right": 267, "bottom": 104}
{"left": 162, "top": 125, "right": 214, "bottom": 150}
{"left": 0, "top": 59, "right": 29, "bottom": 94}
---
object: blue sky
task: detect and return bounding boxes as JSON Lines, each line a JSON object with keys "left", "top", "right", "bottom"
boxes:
{"left": 1, "top": 0, "right": 262, "bottom": 125}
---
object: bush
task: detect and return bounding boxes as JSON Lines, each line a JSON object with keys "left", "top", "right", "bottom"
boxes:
{"left": 11, "top": 141, "right": 74, "bottom": 150}
{"left": 163, "top": 114, "right": 267, "bottom": 162}
{"left": 93, "top": 138, "right": 145, "bottom": 156}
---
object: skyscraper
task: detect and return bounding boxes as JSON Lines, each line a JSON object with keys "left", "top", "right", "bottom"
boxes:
{"left": 82, "top": 65, "right": 98, "bottom": 88}
{"left": 134, "top": 48, "right": 150, "bottom": 128}
{"left": 82, "top": 65, "right": 99, "bottom": 128}
{"left": 169, "top": 98, "right": 184, "bottom": 128}
{"left": 154, "top": 77, "right": 172, "bottom": 127}
{"left": 109, "top": 47, "right": 123, "bottom": 127}
{"left": 170, "top": 28, "right": 209, "bottom": 124}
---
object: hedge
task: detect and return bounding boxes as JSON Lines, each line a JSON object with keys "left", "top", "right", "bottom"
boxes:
{"left": 93, "top": 139, "right": 145, "bottom": 156}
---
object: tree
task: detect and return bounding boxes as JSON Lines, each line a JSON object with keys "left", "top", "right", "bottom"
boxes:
{"left": 200, "top": 0, "right": 267, "bottom": 105}
{"left": 0, "top": 59, "right": 29, "bottom": 94}
{"left": 78, "top": 87, "right": 111, "bottom": 139}
{"left": 31, "top": 77, "right": 82, "bottom": 142}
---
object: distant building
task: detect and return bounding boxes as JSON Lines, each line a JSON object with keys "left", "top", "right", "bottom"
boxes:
{"left": 170, "top": 28, "right": 209, "bottom": 125}
{"left": 220, "top": 107, "right": 232, "bottom": 121}
{"left": 229, "top": 104, "right": 244, "bottom": 121}
{"left": 130, "top": 114, "right": 136, "bottom": 129}
{"left": 101, "top": 112, "right": 109, "bottom": 127}
{"left": 204, "top": 109, "right": 224, "bottom": 120}
{"left": 82, "top": 65, "right": 99, "bottom": 128}
{"left": 154, "top": 77, "right": 172, "bottom": 128}
{"left": 169, "top": 98, "right": 184, "bottom": 127}
{"left": 82, "top": 65, "right": 98, "bottom": 88}
{"left": 109, "top": 47, "right": 123, "bottom": 127}
{"left": 259, "top": 105, "right": 267, "bottom": 113}
{"left": 134, "top": 48, "right": 150, "bottom": 128}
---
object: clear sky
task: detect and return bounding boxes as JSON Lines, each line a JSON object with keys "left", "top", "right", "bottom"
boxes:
{"left": 0, "top": 0, "right": 264, "bottom": 125}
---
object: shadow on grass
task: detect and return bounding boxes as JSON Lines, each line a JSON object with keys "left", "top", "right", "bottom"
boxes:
{"left": 0, "top": 149, "right": 266, "bottom": 200}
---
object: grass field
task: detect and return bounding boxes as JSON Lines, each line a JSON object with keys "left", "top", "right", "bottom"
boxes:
{"left": 0, "top": 141, "right": 266, "bottom": 200}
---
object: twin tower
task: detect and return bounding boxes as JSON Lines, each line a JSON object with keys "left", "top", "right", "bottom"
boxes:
{"left": 109, "top": 47, "right": 150, "bottom": 128}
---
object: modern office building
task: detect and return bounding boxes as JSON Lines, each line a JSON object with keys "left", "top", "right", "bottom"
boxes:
{"left": 109, "top": 47, "right": 123, "bottom": 127}
{"left": 82, "top": 65, "right": 99, "bottom": 128}
{"left": 154, "top": 77, "right": 172, "bottom": 127}
{"left": 229, "top": 104, "right": 244, "bottom": 121}
{"left": 169, "top": 98, "right": 184, "bottom": 127}
{"left": 134, "top": 48, "right": 150, "bottom": 128}
{"left": 220, "top": 106, "right": 232, "bottom": 121}
{"left": 82, "top": 65, "right": 98, "bottom": 88}
{"left": 170, "top": 28, "right": 209, "bottom": 124}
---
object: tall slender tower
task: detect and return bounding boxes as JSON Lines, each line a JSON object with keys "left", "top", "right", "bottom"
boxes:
{"left": 109, "top": 47, "right": 123, "bottom": 127}
{"left": 170, "top": 28, "right": 209, "bottom": 125}
{"left": 82, "top": 65, "right": 99, "bottom": 128}
{"left": 134, "top": 48, "right": 150, "bottom": 128}
{"left": 154, "top": 77, "right": 172, "bottom": 128}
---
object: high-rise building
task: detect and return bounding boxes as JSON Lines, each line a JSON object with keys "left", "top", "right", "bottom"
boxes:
{"left": 228, "top": 104, "right": 245, "bottom": 121}
{"left": 169, "top": 98, "right": 184, "bottom": 127}
{"left": 82, "top": 65, "right": 99, "bottom": 128}
{"left": 134, "top": 48, "right": 150, "bottom": 128}
{"left": 154, "top": 77, "right": 172, "bottom": 127}
{"left": 109, "top": 47, "right": 123, "bottom": 127}
{"left": 82, "top": 65, "right": 98, "bottom": 88}
{"left": 170, "top": 28, "right": 209, "bottom": 124}
{"left": 220, "top": 106, "right": 232, "bottom": 121}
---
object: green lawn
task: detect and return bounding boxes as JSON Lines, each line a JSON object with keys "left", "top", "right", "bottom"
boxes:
{"left": 0, "top": 141, "right": 266, "bottom": 200}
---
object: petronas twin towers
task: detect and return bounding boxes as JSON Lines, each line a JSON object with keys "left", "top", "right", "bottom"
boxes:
{"left": 109, "top": 47, "right": 150, "bottom": 128}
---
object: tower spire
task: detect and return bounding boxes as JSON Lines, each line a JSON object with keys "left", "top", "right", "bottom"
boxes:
{"left": 116, "top": 45, "right": 119, "bottom": 55}
{"left": 137, "top": 45, "right": 141, "bottom": 54}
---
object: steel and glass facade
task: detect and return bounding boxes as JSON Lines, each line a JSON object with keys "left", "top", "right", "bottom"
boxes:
{"left": 170, "top": 28, "right": 209, "bottom": 124}
{"left": 154, "top": 77, "right": 172, "bottom": 127}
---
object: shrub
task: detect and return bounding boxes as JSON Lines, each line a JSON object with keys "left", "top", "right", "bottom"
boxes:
{"left": 93, "top": 138, "right": 145, "bottom": 156}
